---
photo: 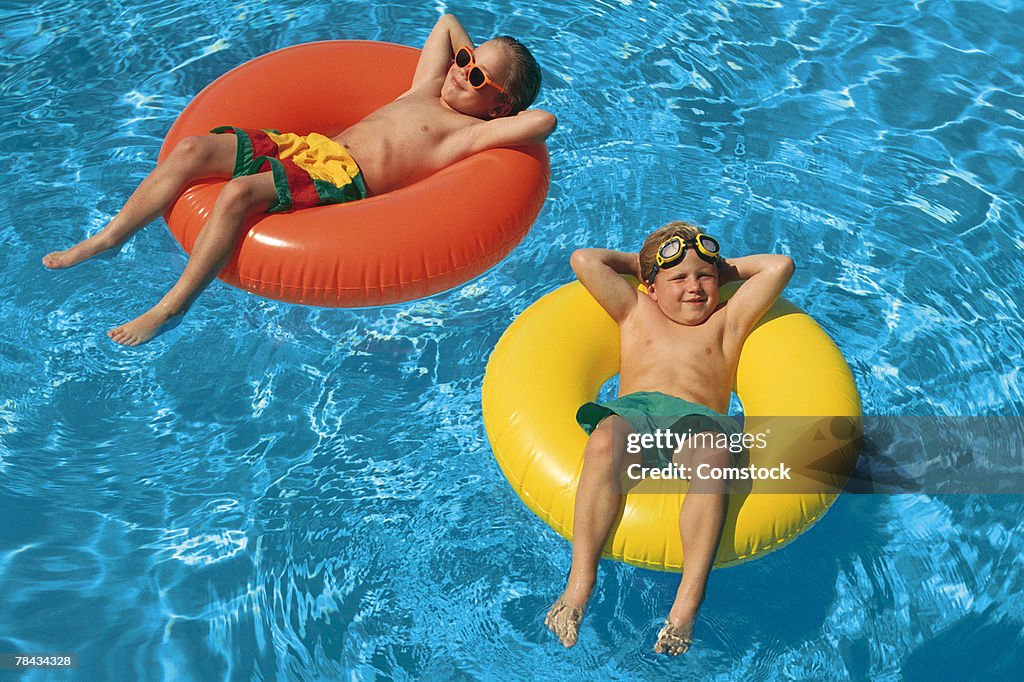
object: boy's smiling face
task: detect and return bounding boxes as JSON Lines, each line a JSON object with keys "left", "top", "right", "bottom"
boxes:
{"left": 440, "top": 41, "right": 513, "bottom": 119}
{"left": 647, "top": 249, "right": 721, "bottom": 325}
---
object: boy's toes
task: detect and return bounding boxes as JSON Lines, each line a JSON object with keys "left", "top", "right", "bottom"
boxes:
{"left": 654, "top": 620, "right": 693, "bottom": 656}
{"left": 108, "top": 326, "right": 132, "bottom": 346}
{"left": 545, "top": 598, "right": 585, "bottom": 648}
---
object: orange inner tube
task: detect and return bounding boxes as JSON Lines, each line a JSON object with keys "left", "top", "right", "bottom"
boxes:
{"left": 159, "top": 41, "right": 550, "bottom": 307}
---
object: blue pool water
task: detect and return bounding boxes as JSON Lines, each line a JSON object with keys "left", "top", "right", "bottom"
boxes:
{"left": 2, "top": 0, "right": 1023, "bottom": 679}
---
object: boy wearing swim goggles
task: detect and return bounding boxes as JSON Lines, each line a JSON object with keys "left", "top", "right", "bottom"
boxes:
{"left": 546, "top": 221, "right": 794, "bottom": 655}
{"left": 43, "top": 14, "right": 556, "bottom": 346}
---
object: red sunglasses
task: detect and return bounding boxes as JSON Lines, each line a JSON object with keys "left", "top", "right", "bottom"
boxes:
{"left": 454, "top": 46, "right": 507, "bottom": 94}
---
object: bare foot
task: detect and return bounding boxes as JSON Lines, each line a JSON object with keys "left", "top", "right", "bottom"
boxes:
{"left": 654, "top": 618, "right": 693, "bottom": 656}
{"left": 545, "top": 597, "right": 585, "bottom": 648}
{"left": 43, "top": 235, "right": 119, "bottom": 269}
{"left": 108, "top": 308, "right": 183, "bottom": 347}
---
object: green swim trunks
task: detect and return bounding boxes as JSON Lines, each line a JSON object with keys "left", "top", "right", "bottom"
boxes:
{"left": 576, "top": 391, "right": 743, "bottom": 467}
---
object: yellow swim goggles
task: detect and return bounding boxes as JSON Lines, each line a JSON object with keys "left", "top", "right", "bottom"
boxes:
{"left": 646, "top": 233, "right": 721, "bottom": 283}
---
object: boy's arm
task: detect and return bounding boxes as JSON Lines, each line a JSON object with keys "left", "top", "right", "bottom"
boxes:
{"left": 411, "top": 14, "right": 472, "bottom": 90}
{"left": 463, "top": 109, "right": 558, "bottom": 151}
{"left": 570, "top": 249, "right": 640, "bottom": 323}
{"left": 720, "top": 254, "right": 795, "bottom": 340}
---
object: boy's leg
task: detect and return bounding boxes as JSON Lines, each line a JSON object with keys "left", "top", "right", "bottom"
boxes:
{"left": 654, "top": 437, "right": 731, "bottom": 655}
{"left": 43, "top": 134, "right": 239, "bottom": 269}
{"left": 546, "top": 415, "right": 640, "bottom": 648}
{"left": 107, "top": 172, "right": 278, "bottom": 346}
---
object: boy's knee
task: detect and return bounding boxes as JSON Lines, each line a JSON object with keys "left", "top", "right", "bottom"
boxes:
{"left": 584, "top": 417, "right": 632, "bottom": 468}
{"left": 173, "top": 135, "right": 210, "bottom": 161}
{"left": 692, "top": 444, "right": 732, "bottom": 470}
{"left": 216, "top": 178, "right": 265, "bottom": 213}
{"left": 687, "top": 444, "right": 733, "bottom": 491}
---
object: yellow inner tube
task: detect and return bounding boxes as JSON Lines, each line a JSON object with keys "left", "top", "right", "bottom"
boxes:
{"left": 482, "top": 281, "right": 862, "bottom": 571}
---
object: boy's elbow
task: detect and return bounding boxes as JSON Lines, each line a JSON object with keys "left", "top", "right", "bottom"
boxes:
{"left": 774, "top": 255, "right": 795, "bottom": 282}
{"left": 521, "top": 110, "right": 556, "bottom": 143}
{"left": 570, "top": 248, "right": 593, "bottom": 275}
{"left": 437, "top": 13, "right": 462, "bottom": 32}
{"left": 538, "top": 111, "right": 557, "bottom": 138}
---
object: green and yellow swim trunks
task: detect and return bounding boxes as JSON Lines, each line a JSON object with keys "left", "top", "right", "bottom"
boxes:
{"left": 211, "top": 126, "right": 367, "bottom": 213}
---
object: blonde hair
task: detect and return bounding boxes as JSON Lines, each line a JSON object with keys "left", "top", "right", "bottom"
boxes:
{"left": 493, "top": 36, "right": 542, "bottom": 113}
{"left": 638, "top": 220, "right": 711, "bottom": 283}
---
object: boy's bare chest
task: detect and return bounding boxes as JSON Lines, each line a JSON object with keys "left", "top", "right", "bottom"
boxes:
{"left": 336, "top": 95, "right": 476, "bottom": 193}
{"left": 351, "top": 95, "right": 469, "bottom": 144}
{"left": 618, "top": 308, "right": 734, "bottom": 404}
{"left": 626, "top": 321, "right": 725, "bottom": 366}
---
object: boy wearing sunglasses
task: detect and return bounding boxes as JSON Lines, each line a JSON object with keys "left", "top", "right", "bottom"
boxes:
{"left": 43, "top": 14, "right": 555, "bottom": 346}
{"left": 546, "top": 221, "right": 794, "bottom": 655}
